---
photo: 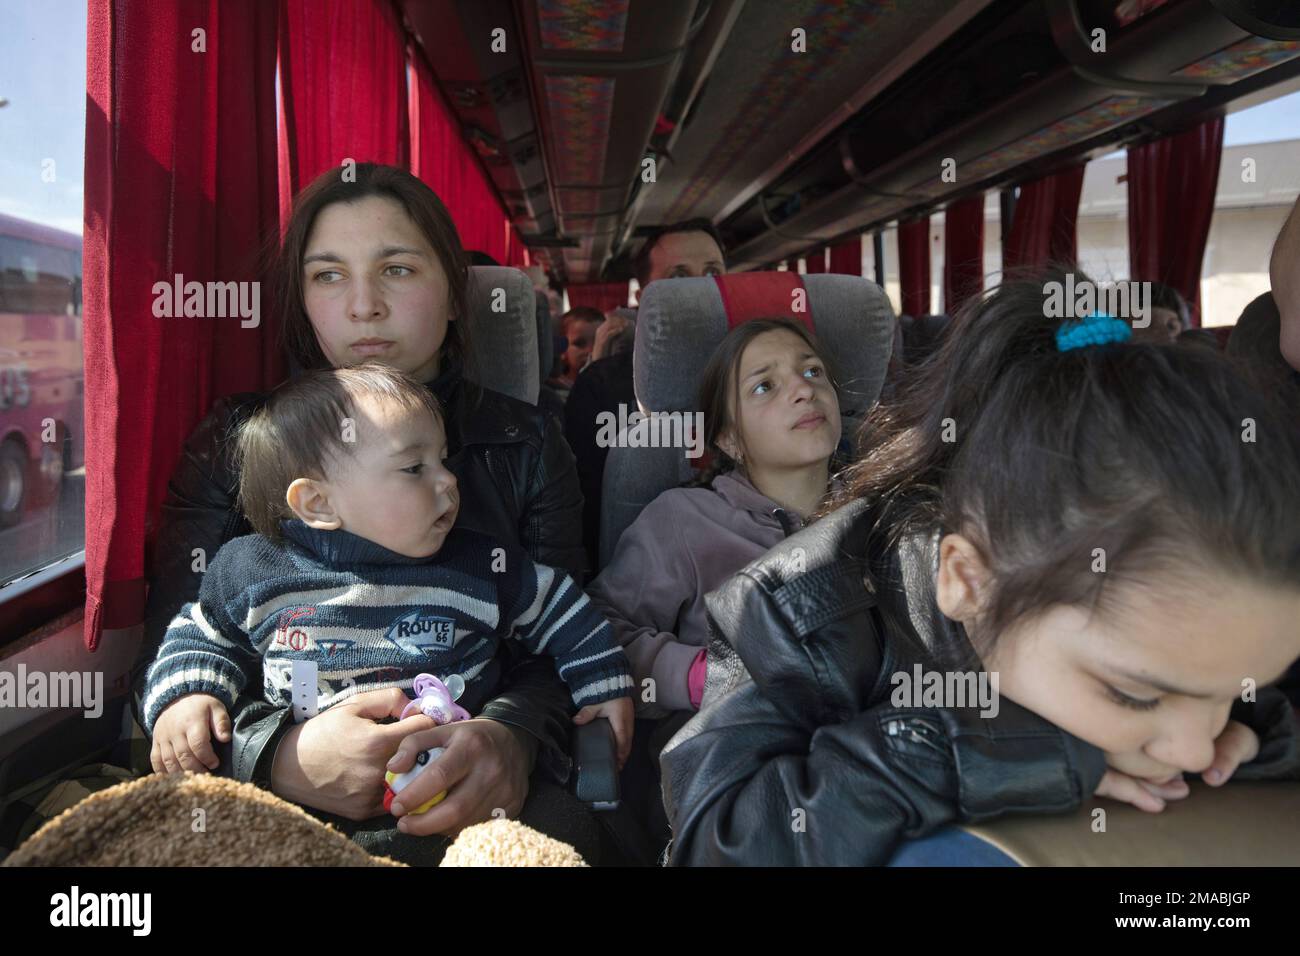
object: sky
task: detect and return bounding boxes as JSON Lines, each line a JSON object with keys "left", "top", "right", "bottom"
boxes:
{"left": 1, "top": 2, "right": 1298, "bottom": 238}
{"left": 0, "top": 0, "right": 87, "bottom": 235}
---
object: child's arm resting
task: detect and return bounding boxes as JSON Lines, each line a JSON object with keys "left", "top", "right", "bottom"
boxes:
{"left": 511, "top": 564, "right": 634, "bottom": 708}
{"left": 141, "top": 591, "right": 255, "bottom": 737}
{"left": 660, "top": 681, "right": 1105, "bottom": 867}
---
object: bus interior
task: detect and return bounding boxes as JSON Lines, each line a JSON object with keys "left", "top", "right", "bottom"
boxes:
{"left": 2, "top": 0, "right": 1300, "bottom": 871}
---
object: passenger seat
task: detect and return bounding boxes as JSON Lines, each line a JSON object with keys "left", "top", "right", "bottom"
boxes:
{"left": 464, "top": 266, "right": 540, "bottom": 405}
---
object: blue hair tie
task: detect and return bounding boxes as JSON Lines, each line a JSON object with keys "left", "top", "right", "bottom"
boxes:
{"left": 1055, "top": 313, "right": 1132, "bottom": 352}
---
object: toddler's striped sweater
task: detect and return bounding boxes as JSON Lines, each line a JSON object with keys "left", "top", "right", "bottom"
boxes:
{"left": 142, "top": 519, "right": 632, "bottom": 733}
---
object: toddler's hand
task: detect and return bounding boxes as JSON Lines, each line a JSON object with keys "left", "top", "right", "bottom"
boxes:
{"left": 150, "top": 693, "right": 231, "bottom": 775}
{"left": 573, "top": 697, "right": 634, "bottom": 769}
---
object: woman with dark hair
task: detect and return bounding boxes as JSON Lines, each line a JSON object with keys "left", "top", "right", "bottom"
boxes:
{"left": 661, "top": 271, "right": 1300, "bottom": 865}
{"left": 132, "top": 163, "right": 596, "bottom": 864}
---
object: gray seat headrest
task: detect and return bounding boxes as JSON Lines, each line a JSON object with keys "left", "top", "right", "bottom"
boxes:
{"left": 464, "top": 266, "right": 539, "bottom": 404}
{"left": 633, "top": 273, "right": 895, "bottom": 415}
{"left": 598, "top": 272, "right": 896, "bottom": 567}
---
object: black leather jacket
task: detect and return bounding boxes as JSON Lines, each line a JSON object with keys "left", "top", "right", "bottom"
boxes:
{"left": 661, "top": 496, "right": 1300, "bottom": 866}
{"left": 133, "top": 362, "right": 587, "bottom": 789}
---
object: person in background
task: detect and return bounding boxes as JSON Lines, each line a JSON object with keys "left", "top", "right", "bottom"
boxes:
{"left": 552, "top": 307, "right": 604, "bottom": 391}
{"left": 593, "top": 307, "right": 637, "bottom": 361}
{"left": 1132, "top": 281, "right": 1189, "bottom": 345}
{"left": 564, "top": 220, "right": 728, "bottom": 572}
{"left": 635, "top": 219, "right": 726, "bottom": 286}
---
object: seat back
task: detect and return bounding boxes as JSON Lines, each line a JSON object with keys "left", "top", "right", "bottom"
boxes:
{"left": 464, "top": 266, "right": 539, "bottom": 404}
{"left": 534, "top": 289, "right": 554, "bottom": 380}
{"left": 599, "top": 272, "right": 895, "bottom": 565}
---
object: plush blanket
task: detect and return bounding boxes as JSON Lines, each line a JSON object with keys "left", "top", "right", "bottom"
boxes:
{"left": 3, "top": 772, "right": 585, "bottom": 867}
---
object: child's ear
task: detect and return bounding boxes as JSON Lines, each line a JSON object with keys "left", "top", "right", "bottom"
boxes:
{"left": 716, "top": 428, "right": 740, "bottom": 462}
{"left": 286, "top": 478, "right": 342, "bottom": 530}
{"left": 936, "top": 532, "right": 990, "bottom": 625}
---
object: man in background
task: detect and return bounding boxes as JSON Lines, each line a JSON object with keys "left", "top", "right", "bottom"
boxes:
{"left": 564, "top": 219, "right": 727, "bottom": 571}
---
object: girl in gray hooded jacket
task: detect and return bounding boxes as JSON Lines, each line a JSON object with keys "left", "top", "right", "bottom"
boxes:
{"left": 587, "top": 318, "right": 845, "bottom": 718}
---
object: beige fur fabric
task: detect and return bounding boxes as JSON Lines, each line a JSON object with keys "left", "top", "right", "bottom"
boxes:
{"left": 440, "top": 818, "right": 588, "bottom": 867}
{"left": 3, "top": 772, "right": 402, "bottom": 867}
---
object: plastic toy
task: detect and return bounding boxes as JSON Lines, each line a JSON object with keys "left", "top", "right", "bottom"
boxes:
{"left": 384, "top": 674, "right": 471, "bottom": 815}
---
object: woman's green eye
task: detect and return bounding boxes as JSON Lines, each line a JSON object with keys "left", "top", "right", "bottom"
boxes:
{"left": 384, "top": 265, "right": 412, "bottom": 277}
{"left": 314, "top": 270, "right": 342, "bottom": 283}
{"left": 752, "top": 381, "right": 770, "bottom": 395}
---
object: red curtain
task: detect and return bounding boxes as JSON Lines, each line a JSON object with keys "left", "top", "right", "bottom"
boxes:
{"left": 80, "top": 0, "right": 535, "bottom": 651}
{"left": 828, "top": 237, "right": 862, "bottom": 275}
{"left": 1128, "top": 117, "right": 1224, "bottom": 327}
{"left": 1003, "top": 165, "right": 1085, "bottom": 274}
{"left": 84, "top": 0, "right": 281, "bottom": 649}
{"left": 279, "top": 0, "right": 408, "bottom": 194}
{"left": 566, "top": 283, "right": 629, "bottom": 313}
{"left": 898, "top": 217, "right": 931, "bottom": 317}
{"left": 944, "top": 193, "right": 985, "bottom": 315}
{"left": 804, "top": 248, "right": 827, "bottom": 274}
{"left": 409, "top": 50, "right": 525, "bottom": 266}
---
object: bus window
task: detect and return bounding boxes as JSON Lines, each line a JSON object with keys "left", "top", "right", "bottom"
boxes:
{"left": 0, "top": 1, "right": 86, "bottom": 584}
{"left": 0, "top": 235, "right": 79, "bottom": 316}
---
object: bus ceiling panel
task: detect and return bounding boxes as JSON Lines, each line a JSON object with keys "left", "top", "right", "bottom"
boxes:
{"left": 484, "top": 135, "right": 550, "bottom": 223}
{"left": 1209, "top": 0, "right": 1300, "bottom": 40}
{"left": 557, "top": 223, "right": 620, "bottom": 278}
{"left": 726, "top": 3, "right": 1300, "bottom": 267}
{"left": 511, "top": 0, "right": 704, "bottom": 281}
{"left": 632, "top": 0, "right": 997, "bottom": 232}
{"left": 404, "top": 0, "right": 549, "bottom": 237}
{"left": 724, "top": 90, "right": 1168, "bottom": 265}
{"left": 1044, "top": 0, "right": 1265, "bottom": 99}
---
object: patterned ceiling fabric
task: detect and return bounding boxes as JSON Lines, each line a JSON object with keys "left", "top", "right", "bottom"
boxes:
{"left": 538, "top": 0, "right": 630, "bottom": 52}
{"left": 651, "top": 0, "right": 948, "bottom": 225}
{"left": 557, "top": 189, "right": 620, "bottom": 216}
{"left": 543, "top": 75, "right": 617, "bottom": 186}
{"left": 1174, "top": 35, "right": 1300, "bottom": 81}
